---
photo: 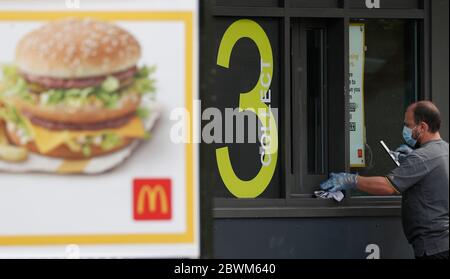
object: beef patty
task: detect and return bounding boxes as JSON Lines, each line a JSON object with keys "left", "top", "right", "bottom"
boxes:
{"left": 21, "top": 66, "right": 137, "bottom": 90}
{"left": 23, "top": 111, "right": 136, "bottom": 131}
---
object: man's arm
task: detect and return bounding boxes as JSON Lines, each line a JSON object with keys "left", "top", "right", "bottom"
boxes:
{"left": 320, "top": 173, "right": 401, "bottom": 195}
{"left": 356, "top": 176, "right": 399, "bottom": 196}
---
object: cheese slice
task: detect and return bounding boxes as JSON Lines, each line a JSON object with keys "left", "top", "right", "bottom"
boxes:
{"left": 27, "top": 116, "right": 146, "bottom": 154}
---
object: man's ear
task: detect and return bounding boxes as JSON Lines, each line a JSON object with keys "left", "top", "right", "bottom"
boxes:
{"left": 420, "top": 121, "right": 429, "bottom": 133}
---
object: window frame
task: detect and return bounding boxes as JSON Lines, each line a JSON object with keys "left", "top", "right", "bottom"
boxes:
{"left": 200, "top": 0, "right": 431, "bottom": 218}
{"left": 291, "top": 20, "right": 329, "bottom": 196}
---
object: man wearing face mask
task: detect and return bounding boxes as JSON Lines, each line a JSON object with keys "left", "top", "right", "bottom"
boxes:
{"left": 388, "top": 113, "right": 422, "bottom": 163}
{"left": 387, "top": 113, "right": 424, "bottom": 163}
{"left": 320, "top": 101, "right": 449, "bottom": 259}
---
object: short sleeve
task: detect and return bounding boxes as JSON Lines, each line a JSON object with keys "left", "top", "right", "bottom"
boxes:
{"left": 386, "top": 153, "right": 430, "bottom": 193}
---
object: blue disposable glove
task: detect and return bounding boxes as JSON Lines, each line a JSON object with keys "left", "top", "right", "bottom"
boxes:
{"left": 389, "top": 144, "right": 413, "bottom": 163}
{"left": 320, "top": 172, "right": 358, "bottom": 192}
{"left": 396, "top": 144, "right": 413, "bottom": 155}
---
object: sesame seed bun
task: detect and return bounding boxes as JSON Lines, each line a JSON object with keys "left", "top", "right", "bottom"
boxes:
{"left": 15, "top": 18, "right": 141, "bottom": 78}
{"left": 7, "top": 128, "right": 133, "bottom": 159}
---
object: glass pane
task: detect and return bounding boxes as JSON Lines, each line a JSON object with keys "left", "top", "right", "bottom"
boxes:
{"left": 306, "top": 29, "right": 326, "bottom": 174}
{"left": 349, "top": 20, "right": 418, "bottom": 195}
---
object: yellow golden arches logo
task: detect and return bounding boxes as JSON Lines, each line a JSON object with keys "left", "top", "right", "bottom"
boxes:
{"left": 137, "top": 185, "right": 169, "bottom": 215}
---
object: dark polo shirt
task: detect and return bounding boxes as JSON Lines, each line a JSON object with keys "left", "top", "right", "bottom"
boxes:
{"left": 387, "top": 139, "right": 449, "bottom": 257}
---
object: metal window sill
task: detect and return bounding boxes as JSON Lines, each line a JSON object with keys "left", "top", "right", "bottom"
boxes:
{"left": 214, "top": 196, "right": 402, "bottom": 218}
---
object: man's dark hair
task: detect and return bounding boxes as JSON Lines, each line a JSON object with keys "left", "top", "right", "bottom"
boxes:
{"left": 411, "top": 101, "right": 441, "bottom": 133}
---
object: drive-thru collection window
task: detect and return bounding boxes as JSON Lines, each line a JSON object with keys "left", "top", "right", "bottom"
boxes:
{"left": 200, "top": 0, "right": 445, "bottom": 217}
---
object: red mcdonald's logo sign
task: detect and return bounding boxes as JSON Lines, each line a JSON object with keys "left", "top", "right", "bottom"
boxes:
{"left": 133, "top": 179, "right": 172, "bottom": 220}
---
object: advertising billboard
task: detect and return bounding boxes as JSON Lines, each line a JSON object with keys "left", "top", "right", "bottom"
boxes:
{"left": 0, "top": 0, "right": 199, "bottom": 258}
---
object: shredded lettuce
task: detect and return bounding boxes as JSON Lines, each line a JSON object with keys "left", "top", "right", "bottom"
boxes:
{"left": 143, "top": 131, "right": 151, "bottom": 140}
{"left": 82, "top": 144, "right": 92, "bottom": 157}
{"left": 101, "top": 76, "right": 120, "bottom": 92}
{"left": 0, "top": 65, "right": 31, "bottom": 102}
{"left": 65, "top": 133, "right": 125, "bottom": 156}
{"left": 2, "top": 64, "right": 18, "bottom": 78}
{"left": 0, "top": 105, "right": 31, "bottom": 137}
{"left": 96, "top": 90, "right": 121, "bottom": 109}
{"left": 1, "top": 65, "right": 156, "bottom": 109}
{"left": 133, "top": 65, "right": 156, "bottom": 95}
{"left": 101, "top": 133, "right": 122, "bottom": 150}
{"left": 136, "top": 107, "right": 150, "bottom": 119}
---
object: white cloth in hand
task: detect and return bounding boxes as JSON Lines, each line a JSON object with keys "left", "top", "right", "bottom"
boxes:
{"left": 314, "top": 190, "right": 344, "bottom": 202}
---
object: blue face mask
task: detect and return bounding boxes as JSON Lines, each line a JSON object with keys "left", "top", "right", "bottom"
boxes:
{"left": 402, "top": 125, "right": 417, "bottom": 147}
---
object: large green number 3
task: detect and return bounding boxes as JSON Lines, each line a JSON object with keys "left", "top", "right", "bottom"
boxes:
{"left": 216, "top": 19, "right": 278, "bottom": 198}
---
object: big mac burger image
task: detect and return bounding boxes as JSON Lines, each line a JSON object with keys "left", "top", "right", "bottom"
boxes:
{"left": 0, "top": 18, "right": 155, "bottom": 160}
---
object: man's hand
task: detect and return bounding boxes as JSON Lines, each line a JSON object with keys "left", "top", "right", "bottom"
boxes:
{"left": 389, "top": 150, "right": 402, "bottom": 162}
{"left": 396, "top": 144, "right": 413, "bottom": 155}
{"left": 320, "top": 172, "right": 358, "bottom": 192}
{"left": 389, "top": 144, "right": 413, "bottom": 163}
